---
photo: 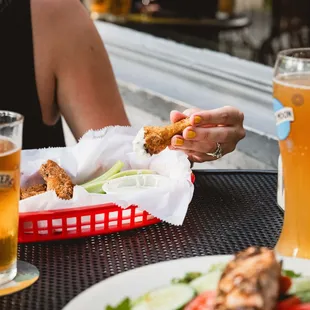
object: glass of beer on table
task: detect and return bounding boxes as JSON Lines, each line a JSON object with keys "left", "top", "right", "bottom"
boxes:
{"left": 0, "top": 111, "right": 23, "bottom": 285}
{"left": 85, "top": 0, "right": 132, "bottom": 21}
{"left": 273, "top": 48, "right": 310, "bottom": 259}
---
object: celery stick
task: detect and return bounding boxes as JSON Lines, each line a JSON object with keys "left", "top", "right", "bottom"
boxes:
{"left": 106, "top": 170, "right": 156, "bottom": 181}
{"left": 81, "top": 160, "right": 124, "bottom": 193}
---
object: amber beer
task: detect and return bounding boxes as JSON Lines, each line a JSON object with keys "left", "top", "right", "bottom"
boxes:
{"left": 0, "top": 111, "right": 23, "bottom": 285}
{"left": 218, "top": 0, "right": 235, "bottom": 15}
{"left": 273, "top": 51, "right": 310, "bottom": 258}
{"left": 88, "top": 0, "right": 132, "bottom": 20}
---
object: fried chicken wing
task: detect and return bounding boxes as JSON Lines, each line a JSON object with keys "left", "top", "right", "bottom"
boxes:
{"left": 214, "top": 247, "right": 281, "bottom": 310}
{"left": 133, "top": 118, "right": 191, "bottom": 157}
{"left": 39, "top": 160, "right": 74, "bottom": 200}
{"left": 20, "top": 184, "right": 47, "bottom": 200}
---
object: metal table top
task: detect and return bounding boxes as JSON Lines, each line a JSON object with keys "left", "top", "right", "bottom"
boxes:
{"left": 1, "top": 170, "right": 282, "bottom": 310}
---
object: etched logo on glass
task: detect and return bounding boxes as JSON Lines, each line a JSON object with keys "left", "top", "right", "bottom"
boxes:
{"left": 0, "top": 172, "right": 14, "bottom": 189}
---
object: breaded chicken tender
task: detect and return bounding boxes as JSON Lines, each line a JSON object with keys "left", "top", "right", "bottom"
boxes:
{"left": 20, "top": 184, "right": 47, "bottom": 200}
{"left": 39, "top": 160, "right": 74, "bottom": 200}
{"left": 133, "top": 118, "right": 191, "bottom": 157}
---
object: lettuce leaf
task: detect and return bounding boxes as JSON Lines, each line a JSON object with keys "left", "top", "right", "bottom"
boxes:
{"left": 106, "top": 298, "right": 131, "bottom": 310}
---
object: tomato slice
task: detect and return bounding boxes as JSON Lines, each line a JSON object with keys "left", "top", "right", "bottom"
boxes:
{"left": 280, "top": 276, "right": 292, "bottom": 294}
{"left": 277, "top": 296, "right": 302, "bottom": 310}
{"left": 184, "top": 291, "right": 216, "bottom": 310}
{"left": 288, "top": 304, "right": 310, "bottom": 310}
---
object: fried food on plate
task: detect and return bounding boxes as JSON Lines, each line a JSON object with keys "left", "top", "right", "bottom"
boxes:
{"left": 20, "top": 184, "right": 47, "bottom": 200}
{"left": 40, "top": 159, "right": 74, "bottom": 200}
{"left": 214, "top": 247, "right": 281, "bottom": 310}
{"left": 133, "top": 118, "right": 191, "bottom": 158}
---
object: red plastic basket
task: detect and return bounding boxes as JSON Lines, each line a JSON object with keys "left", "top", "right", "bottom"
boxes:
{"left": 18, "top": 173, "right": 195, "bottom": 243}
{"left": 18, "top": 204, "right": 160, "bottom": 243}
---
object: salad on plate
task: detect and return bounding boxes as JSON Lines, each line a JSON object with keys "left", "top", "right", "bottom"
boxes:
{"left": 106, "top": 247, "right": 310, "bottom": 310}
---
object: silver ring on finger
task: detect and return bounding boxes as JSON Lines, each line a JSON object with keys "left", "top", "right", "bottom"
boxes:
{"left": 206, "top": 142, "right": 223, "bottom": 159}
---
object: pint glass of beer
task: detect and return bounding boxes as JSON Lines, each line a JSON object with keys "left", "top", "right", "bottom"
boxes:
{"left": 86, "top": 0, "right": 132, "bottom": 21}
{"left": 0, "top": 111, "right": 23, "bottom": 285}
{"left": 273, "top": 48, "right": 310, "bottom": 258}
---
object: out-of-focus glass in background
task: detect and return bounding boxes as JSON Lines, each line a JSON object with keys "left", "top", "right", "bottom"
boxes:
{"left": 84, "top": 0, "right": 233, "bottom": 21}
{"left": 84, "top": 0, "right": 132, "bottom": 22}
{"left": 82, "top": 0, "right": 310, "bottom": 67}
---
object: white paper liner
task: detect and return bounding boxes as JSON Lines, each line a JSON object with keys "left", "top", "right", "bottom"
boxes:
{"left": 19, "top": 126, "right": 194, "bottom": 228}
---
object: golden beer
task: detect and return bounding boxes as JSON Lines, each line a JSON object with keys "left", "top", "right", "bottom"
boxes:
{"left": 0, "top": 111, "right": 23, "bottom": 285}
{"left": 88, "top": 0, "right": 132, "bottom": 21}
{"left": 0, "top": 139, "right": 20, "bottom": 269}
{"left": 273, "top": 49, "right": 310, "bottom": 259}
{"left": 219, "top": 0, "right": 235, "bottom": 15}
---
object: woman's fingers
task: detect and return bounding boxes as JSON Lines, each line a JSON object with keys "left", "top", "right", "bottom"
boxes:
{"left": 169, "top": 107, "right": 246, "bottom": 162}
{"left": 182, "top": 126, "right": 242, "bottom": 144}
{"left": 190, "top": 106, "right": 244, "bottom": 127}
{"left": 171, "top": 126, "right": 243, "bottom": 153}
{"left": 170, "top": 110, "right": 187, "bottom": 123}
{"left": 170, "top": 108, "right": 201, "bottom": 123}
{"left": 170, "top": 134, "right": 229, "bottom": 155}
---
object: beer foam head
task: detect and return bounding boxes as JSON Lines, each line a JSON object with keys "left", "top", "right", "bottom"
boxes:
{"left": 0, "top": 136, "right": 19, "bottom": 157}
{"left": 274, "top": 72, "right": 310, "bottom": 90}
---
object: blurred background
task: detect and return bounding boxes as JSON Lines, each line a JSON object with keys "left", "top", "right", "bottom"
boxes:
{"left": 69, "top": 0, "right": 309, "bottom": 170}
{"left": 82, "top": 0, "right": 310, "bottom": 66}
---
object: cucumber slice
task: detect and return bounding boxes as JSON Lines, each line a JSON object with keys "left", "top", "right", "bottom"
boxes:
{"left": 289, "top": 276, "right": 310, "bottom": 302}
{"left": 207, "top": 262, "right": 226, "bottom": 273}
{"left": 189, "top": 271, "right": 222, "bottom": 294}
{"left": 132, "top": 284, "right": 195, "bottom": 310}
{"left": 81, "top": 160, "right": 124, "bottom": 193}
{"left": 106, "top": 170, "right": 156, "bottom": 181}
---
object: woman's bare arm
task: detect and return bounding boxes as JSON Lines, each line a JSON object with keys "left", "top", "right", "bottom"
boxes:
{"left": 33, "top": 0, "right": 130, "bottom": 140}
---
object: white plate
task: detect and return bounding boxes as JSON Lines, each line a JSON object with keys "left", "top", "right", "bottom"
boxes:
{"left": 63, "top": 255, "right": 310, "bottom": 310}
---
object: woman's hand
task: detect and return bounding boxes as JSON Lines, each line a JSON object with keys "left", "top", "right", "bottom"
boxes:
{"left": 170, "top": 107, "right": 246, "bottom": 163}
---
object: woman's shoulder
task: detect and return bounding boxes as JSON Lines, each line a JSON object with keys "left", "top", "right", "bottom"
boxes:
{"left": 32, "top": 0, "right": 81, "bottom": 10}
{"left": 31, "top": 0, "right": 84, "bottom": 25}
{"left": 31, "top": 0, "right": 92, "bottom": 52}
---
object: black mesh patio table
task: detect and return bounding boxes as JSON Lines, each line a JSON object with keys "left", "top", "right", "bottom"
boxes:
{"left": 0, "top": 170, "right": 283, "bottom": 310}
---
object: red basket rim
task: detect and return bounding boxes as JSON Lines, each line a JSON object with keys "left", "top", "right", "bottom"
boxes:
{"left": 19, "top": 203, "right": 134, "bottom": 218}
